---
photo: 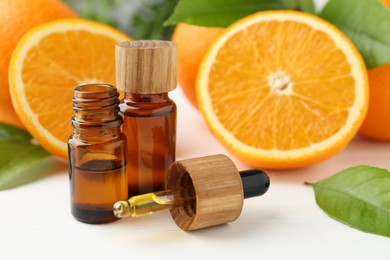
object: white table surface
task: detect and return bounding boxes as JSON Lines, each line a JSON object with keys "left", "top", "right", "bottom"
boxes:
{"left": 1, "top": 87, "right": 390, "bottom": 260}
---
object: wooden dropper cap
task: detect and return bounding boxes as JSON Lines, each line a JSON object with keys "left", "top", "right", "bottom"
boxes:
{"left": 115, "top": 40, "right": 177, "bottom": 94}
{"left": 166, "top": 154, "right": 245, "bottom": 231}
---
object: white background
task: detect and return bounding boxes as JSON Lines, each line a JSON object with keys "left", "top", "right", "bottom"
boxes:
{"left": 1, "top": 0, "right": 390, "bottom": 259}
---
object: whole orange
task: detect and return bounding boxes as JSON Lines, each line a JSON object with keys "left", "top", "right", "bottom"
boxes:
{"left": 382, "top": 0, "right": 390, "bottom": 7}
{"left": 359, "top": 64, "right": 390, "bottom": 140}
{"left": 358, "top": 0, "right": 390, "bottom": 140}
{"left": 172, "top": 23, "right": 224, "bottom": 108}
{"left": 0, "top": 0, "right": 77, "bottom": 128}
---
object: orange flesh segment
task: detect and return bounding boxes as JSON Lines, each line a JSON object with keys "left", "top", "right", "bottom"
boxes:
{"left": 22, "top": 32, "right": 118, "bottom": 142}
{"left": 208, "top": 20, "right": 355, "bottom": 150}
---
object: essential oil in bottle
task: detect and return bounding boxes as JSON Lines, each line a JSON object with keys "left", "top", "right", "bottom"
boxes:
{"left": 68, "top": 84, "right": 128, "bottom": 224}
{"left": 115, "top": 40, "right": 177, "bottom": 196}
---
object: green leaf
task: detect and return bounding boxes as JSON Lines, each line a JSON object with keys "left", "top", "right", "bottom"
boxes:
{"left": 0, "top": 123, "right": 50, "bottom": 190}
{"left": 130, "top": 0, "right": 179, "bottom": 40}
{"left": 310, "top": 165, "right": 390, "bottom": 238}
{"left": 298, "top": 0, "right": 315, "bottom": 14}
{"left": 164, "top": 0, "right": 287, "bottom": 27}
{"left": 280, "top": 0, "right": 299, "bottom": 9}
{"left": 64, "top": 0, "right": 178, "bottom": 40}
{"left": 319, "top": 0, "right": 390, "bottom": 69}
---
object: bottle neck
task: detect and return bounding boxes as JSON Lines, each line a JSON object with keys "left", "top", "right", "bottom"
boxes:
{"left": 72, "top": 84, "right": 123, "bottom": 141}
{"left": 124, "top": 93, "right": 169, "bottom": 102}
{"left": 72, "top": 124, "right": 123, "bottom": 142}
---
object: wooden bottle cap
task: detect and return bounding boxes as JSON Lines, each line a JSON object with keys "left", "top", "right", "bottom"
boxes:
{"left": 115, "top": 40, "right": 177, "bottom": 94}
{"left": 166, "top": 154, "right": 244, "bottom": 231}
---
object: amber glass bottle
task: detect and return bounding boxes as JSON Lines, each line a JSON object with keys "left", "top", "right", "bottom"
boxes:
{"left": 68, "top": 84, "right": 128, "bottom": 224}
{"left": 115, "top": 40, "right": 177, "bottom": 196}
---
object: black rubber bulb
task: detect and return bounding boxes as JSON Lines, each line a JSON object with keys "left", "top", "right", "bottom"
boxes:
{"left": 239, "top": 169, "right": 270, "bottom": 199}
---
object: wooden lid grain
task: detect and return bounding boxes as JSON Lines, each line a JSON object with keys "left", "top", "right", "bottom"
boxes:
{"left": 166, "top": 155, "right": 244, "bottom": 231}
{"left": 115, "top": 40, "right": 177, "bottom": 94}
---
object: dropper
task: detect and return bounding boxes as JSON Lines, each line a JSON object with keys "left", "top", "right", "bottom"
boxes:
{"left": 113, "top": 155, "right": 270, "bottom": 231}
{"left": 114, "top": 169, "right": 269, "bottom": 218}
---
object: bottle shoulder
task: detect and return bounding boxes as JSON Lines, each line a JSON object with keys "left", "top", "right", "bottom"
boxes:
{"left": 119, "top": 98, "right": 176, "bottom": 117}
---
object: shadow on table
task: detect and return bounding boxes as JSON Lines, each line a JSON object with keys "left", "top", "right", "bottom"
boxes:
{"left": 266, "top": 136, "right": 390, "bottom": 184}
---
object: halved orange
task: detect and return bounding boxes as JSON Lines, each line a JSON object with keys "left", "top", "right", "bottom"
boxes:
{"left": 197, "top": 11, "right": 369, "bottom": 169}
{"left": 9, "top": 19, "right": 131, "bottom": 158}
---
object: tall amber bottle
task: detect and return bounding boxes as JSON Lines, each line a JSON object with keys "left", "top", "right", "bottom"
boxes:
{"left": 68, "top": 84, "right": 128, "bottom": 224}
{"left": 115, "top": 40, "right": 177, "bottom": 196}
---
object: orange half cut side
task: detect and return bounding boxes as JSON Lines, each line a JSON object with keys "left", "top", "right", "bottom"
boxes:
{"left": 197, "top": 11, "right": 368, "bottom": 169}
{"left": 9, "top": 19, "right": 131, "bottom": 158}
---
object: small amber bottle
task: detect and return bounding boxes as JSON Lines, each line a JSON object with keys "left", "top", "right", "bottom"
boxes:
{"left": 68, "top": 84, "right": 128, "bottom": 224}
{"left": 115, "top": 40, "right": 177, "bottom": 196}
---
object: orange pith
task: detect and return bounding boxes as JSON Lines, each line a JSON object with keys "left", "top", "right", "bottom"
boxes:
{"left": 197, "top": 11, "right": 368, "bottom": 169}
{"left": 9, "top": 19, "right": 131, "bottom": 158}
